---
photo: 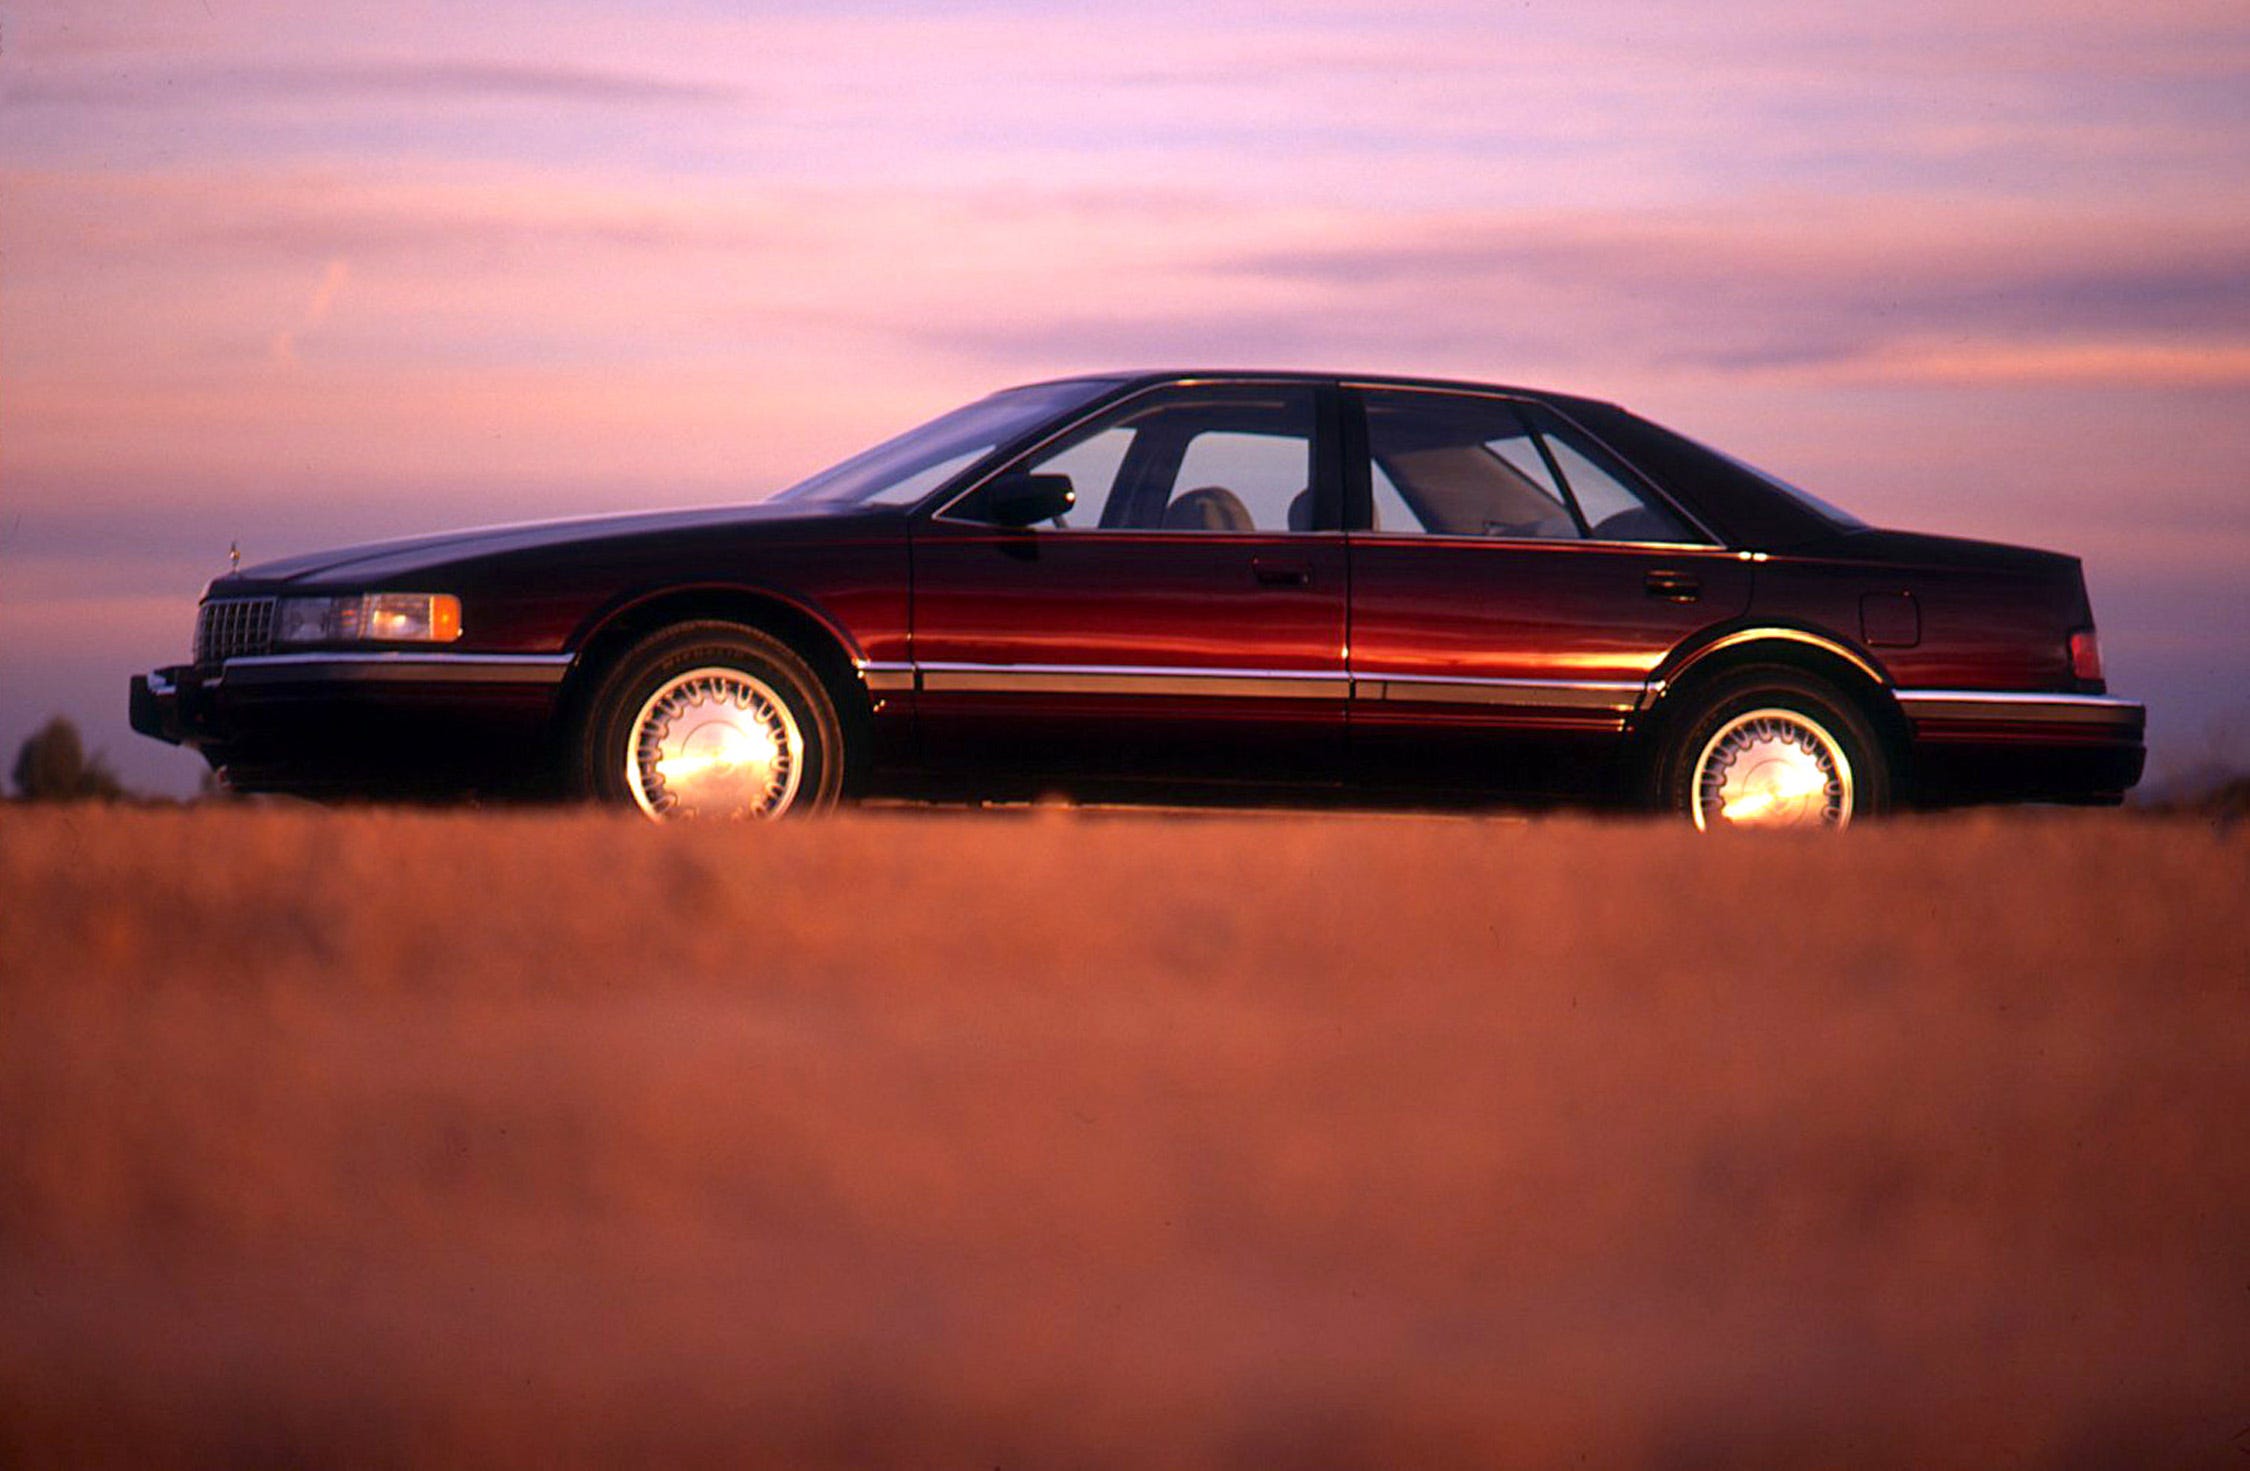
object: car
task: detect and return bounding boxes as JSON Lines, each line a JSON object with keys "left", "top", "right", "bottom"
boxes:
{"left": 130, "top": 370, "right": 2145, "bottom": 828}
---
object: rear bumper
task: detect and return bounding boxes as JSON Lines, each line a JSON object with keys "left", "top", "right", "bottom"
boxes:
{"left": 129, "top": 653, "right": 573, "bottom": 796}
{"left": 1895, "top": 689, "right": 2146, "bottom": 805}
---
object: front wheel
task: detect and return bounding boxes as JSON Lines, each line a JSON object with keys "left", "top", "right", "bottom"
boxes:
{"left": 574, "top": 622, "right": 844, "bottom": 820}
{"left": 1651, "top": 667, "right": 1889, "bottom": 831}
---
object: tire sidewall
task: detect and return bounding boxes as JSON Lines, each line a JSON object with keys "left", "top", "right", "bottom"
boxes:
{"left": 575, "top": 622, "right": 844, "bottom": 816}
{"left": 1652, "top": 666, "right": 1889, "bottom": 827}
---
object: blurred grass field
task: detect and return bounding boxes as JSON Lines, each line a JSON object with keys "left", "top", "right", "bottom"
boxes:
{"left": 2, "top": 807, "right": 2246, "bottom": 1467}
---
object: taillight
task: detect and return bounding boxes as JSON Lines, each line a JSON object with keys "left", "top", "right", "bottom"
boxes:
{"left": 2068, "top": 627, "right": 2103, "bottom": 682}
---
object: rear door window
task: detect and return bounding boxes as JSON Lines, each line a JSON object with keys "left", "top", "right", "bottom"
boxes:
{"left": 1356, "top": 388, "right": 1700, "bottom": 544}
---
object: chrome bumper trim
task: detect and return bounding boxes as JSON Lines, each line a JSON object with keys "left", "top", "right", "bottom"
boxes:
{"left": 1893, "top": 690, "right": 2144, "bottom": 728}
{"left": 220, "top": 652, "right": 574, "bottom": 686}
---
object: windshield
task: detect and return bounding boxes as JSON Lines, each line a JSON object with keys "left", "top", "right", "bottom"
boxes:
{"left": 768, "top": 379, "right": 1118, "bottom": 507}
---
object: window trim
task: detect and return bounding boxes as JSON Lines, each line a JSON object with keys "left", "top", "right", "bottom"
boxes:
{"left": 1520, "top": 420, "right": 1592, "bottom": 537}
{"left": 1340, "top": 382, "right": 1723, "bottom": 548}
{"left": 927, "top": 377, "right": 1348, "bottom": 536}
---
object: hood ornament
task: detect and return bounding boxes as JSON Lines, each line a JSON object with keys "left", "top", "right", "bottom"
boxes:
{"left": 228, "top": 540, "right": 241, "bottom": 573}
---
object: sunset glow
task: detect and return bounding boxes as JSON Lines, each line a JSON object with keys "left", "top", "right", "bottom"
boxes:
{"left": 4, "top": 0, "right": 2245, "bottom": 791}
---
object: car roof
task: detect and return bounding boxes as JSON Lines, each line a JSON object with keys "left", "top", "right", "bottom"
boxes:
{"left": 1009, "top": 368, "right": 1620, "bottom": 413}
{"left": 997, "top": 370, "right": 1847, "bottom": 550}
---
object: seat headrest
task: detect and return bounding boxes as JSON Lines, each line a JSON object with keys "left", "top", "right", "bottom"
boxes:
{"left": 1161, "top": 486, "right": 1254, "bottom": 532}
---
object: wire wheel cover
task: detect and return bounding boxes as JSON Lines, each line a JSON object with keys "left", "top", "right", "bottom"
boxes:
{"left": 626, "top": 667, "right": 804, "bottom": 819}
{"left": 1691, "top": 707, "right": 1854, "bottom": 831}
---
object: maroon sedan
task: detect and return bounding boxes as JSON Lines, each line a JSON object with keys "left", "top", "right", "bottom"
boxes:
{"left": 130, "top": 371, "right": 2144, "bottom": 828}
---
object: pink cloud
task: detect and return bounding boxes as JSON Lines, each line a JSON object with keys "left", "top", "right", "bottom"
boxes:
{"left": 270, "top": 257, "right": 351, "bottom": 369}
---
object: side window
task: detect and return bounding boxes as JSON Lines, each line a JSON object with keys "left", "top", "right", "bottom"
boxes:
{"left": 1358, "top": 389, "right": 1701, "bottom": 544}
{"left": 1171, "top": 430, "right": 1310, "bottom": 531}
{"left": 1361, "top": 390, "right": 1579, "bottom": 540}
{"left": 959, "top": 385, "right": 1323, "bottom": 532}
{"left": 1370, "top": 464, "right": 1416, "bottom": 533}
{"left": 1033, "top": 427, "right": 1134, "bottom": 531}
{"left": 1531, "top": 412, "right": 1699, "bottom": 544}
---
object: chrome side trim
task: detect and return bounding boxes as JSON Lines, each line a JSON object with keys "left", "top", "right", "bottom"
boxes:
{"left": 1347, "top": 532, "right": 1721, "bottom": 552}
{"left": 1893, "top": 690, "right": 2145, "bottom": 728}
{"left": 901, "top": 660, "right": 1640, "bottom": 710}
{"left": 221, "top": 652, "right": 574, "bottom": 686}
{"left": 857, "top": 661, "right": 917, "bottom": 694}
{"left": 918, "top": 661, "right": 1347, "bottom": 700}
{"left": 1362, "top": 673, "right": 1643, "bottom": 712}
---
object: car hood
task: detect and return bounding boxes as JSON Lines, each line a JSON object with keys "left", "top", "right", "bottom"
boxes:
{"left": 232, "top": 499, "right": 896, "bottom": 585}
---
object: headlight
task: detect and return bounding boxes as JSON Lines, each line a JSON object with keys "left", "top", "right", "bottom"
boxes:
{"left": 274, "top": 593, "right": 463, "bottom": 645}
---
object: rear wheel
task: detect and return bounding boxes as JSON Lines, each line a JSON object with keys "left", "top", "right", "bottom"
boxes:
{"left": 575, "top": 623, "right": 843, "bottom": 820}
{"left": 1652, "top": 666, "right": 1888, "bottom": 831}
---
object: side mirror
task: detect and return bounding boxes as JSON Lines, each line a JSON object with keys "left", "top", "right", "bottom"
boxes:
{"left": 985, "top": 472, "right": 1076, "bottom": 528}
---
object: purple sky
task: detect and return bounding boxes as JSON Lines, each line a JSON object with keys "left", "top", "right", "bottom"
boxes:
{"left": 4, "top": 0, "right": 2247, "bottom": 795}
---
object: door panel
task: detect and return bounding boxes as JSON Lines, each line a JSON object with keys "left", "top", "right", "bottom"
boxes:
{"left": 910, "top": 524, "right": 1348, "bottom": 783}
{"left": 1349, "top": 539, "right": 1750, "bottom": 792}
{"left": 1341, "top": 384, "right": 1749, "bottom": 796}
{"left": 907, "top": 380, "right": 1349, "bottom": 789}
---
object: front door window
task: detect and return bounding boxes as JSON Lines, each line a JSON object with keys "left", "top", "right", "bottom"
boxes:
{"left": 954, "top": 384, "right": 1327, "bottom": 534}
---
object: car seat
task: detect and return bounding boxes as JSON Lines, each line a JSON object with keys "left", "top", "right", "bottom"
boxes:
{"left": 1161, "top": 485, "right": 1255, "bottom": 532}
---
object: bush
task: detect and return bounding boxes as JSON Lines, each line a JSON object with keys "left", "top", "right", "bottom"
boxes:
{"left": 10, "top": 717, "right": 126, "bottom": 802}
{"left": 2197, "top": 774, "right": 2250, "bottom": 819}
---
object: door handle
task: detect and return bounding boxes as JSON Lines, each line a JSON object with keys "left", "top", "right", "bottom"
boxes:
{"left": 1644, "top": 569, "right": 1701, "bottom": 602}
{"left": 1252, "top": 559, "right": 1312, "bottom": 588}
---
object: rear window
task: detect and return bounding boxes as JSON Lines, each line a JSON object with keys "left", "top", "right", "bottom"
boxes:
{"left": 1548, "top": 399, "right": 1861, "bottom": 549}
{"left": 1707, "top": 446, "right": 1867, "bottom": 530}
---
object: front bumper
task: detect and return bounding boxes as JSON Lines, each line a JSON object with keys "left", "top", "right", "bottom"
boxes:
{"left": 130, "top": 653, "right": 575, "bottom": 796}
{"left": 129, "top": 667, "right": 193, "bottom": 746}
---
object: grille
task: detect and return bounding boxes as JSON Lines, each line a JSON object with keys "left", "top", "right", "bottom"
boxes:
{"left": 194, "top": 597, "right": 276, "bottom": 666}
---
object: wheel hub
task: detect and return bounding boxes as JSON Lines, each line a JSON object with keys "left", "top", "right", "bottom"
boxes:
{"left": 1691, "top": 709, "right": 1853, "bottom": 831}
{"left": 626, "top": 668, "right": 803, "bottom": 820}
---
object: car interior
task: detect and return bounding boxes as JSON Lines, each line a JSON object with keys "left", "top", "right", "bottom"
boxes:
{"left": 1019, "top": 390, "right": 1317, "bottom": 533}
{"left": 1367, "top": 395, "right": 1696, "bottom": 543}
{"left": 984, "top": 384, "right": 1694, "bottom": 542}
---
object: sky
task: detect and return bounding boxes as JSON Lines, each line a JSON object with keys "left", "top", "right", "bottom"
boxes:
{"left": 4, "top": 0, "right": 2247, "bottom": 796}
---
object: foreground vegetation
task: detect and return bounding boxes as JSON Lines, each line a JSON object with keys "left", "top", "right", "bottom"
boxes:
{"left": 2, "top": 808, "right": 2244, "bottom": 1466}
